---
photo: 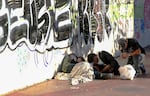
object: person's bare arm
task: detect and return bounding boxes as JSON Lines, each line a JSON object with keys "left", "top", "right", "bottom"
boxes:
{"left": 121, "top": 48, "right": 141, "bottom": 58}
{"left": 128, "top": 48, "right": 141, "bottom": 56}
{"left": 100, "top": 65, "right": 111, "bottom": 73}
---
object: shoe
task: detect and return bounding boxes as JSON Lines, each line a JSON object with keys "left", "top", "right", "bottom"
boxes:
{"left": 135, "top": 72, "right": 141, "bottom": 77}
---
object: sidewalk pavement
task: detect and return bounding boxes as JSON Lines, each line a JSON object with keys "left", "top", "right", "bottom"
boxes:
{"left": 5, "top": 51, "right": 150, "bottom": 96}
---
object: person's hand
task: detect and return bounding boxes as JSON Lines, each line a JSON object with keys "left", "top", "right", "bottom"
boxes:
{"left": 121, "top": 52, "right": 129, "bottom": 59}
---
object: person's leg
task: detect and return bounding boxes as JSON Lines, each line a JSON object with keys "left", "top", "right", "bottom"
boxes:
{"left": 100, "top": 65, "right": 112, "bottom": 73}
{"left": 132, "top": 55, "right": 141, "bottom": 75}
{"left": 111, "top": 60, "right": 120, "bottom": 75}
{"left": 127, "top": 56, "right": 133, "bottom": 65}
{"left": 94, "top": 70, "right": 102, "bottom": 79}
{"left": 139, "top": 54, "right": 146, "bottom": 74}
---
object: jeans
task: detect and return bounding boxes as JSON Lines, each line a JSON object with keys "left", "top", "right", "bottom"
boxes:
{"left": 94, "top": 70, "right": 101, "bottom": 79}
{"left": 127, "top": 54, "right": 146, "bottom": 74}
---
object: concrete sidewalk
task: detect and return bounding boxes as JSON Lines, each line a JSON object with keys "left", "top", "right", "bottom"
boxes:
{"left": 6, "top": 77, "right": 150, "bottom": 96}
{"left": 5, "top": 51, "right": 150, "bottom": 96}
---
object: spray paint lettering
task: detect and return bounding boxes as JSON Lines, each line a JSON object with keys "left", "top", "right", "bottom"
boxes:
{"left": 0, "top": 0, "right": 74, "bottom": 53}
{"left": 0, "top": 0, "right": 136, "bottom": 54}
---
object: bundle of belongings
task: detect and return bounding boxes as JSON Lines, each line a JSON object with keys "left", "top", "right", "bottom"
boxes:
{"left": 54, "top": 53, "right": 137, "bottom": 86}
{"left": 55, "top": 53, "right": 94, "bottom": 85}
{"left": 119, "top": 64, "right": 136, "bottom": 80}
{"left": 55, "top": 62, "right": 94, "bottom": 85}
{"left": 70, "top": 62, "right": 94, "bottom": 85}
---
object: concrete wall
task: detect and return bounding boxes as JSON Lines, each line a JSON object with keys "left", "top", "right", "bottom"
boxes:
{"left": 134, "top": 0, "right": 150, "bottom": 47}
{"left": 0, "top": 0, "right": 149, "bottom": 94}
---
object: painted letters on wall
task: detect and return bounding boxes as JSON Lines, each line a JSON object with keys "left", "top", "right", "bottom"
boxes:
{"left": 0, "top": 0, "right": 150, "bottom": 94}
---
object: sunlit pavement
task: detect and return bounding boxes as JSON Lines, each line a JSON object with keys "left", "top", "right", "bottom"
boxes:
{"left": 5, "top": 50, "right": 150, "bottom": 96}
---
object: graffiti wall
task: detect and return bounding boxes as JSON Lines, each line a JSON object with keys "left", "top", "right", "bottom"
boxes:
{"left": 134, "top": 0, "right": 150, "bottom": 47}
{"left": 0, "top": 0, "right": 149, "bottom": 94}
{"left": 93, "top": 0, "right": 134, "bottom": 54}
{"left": 0, "top": 0, "right": 78, "bottom": 94}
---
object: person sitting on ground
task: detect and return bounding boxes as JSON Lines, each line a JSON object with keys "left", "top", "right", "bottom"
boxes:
{"left": 98, "top": 51, "right": 120, "bottom": 75}
{"left": 118, "top": 38, "right": 146, "bottom": 75}
{"left": 87, "top": 52, "right": 118, "bottom": 79}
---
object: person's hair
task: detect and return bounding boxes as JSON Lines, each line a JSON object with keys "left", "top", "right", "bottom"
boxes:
{"left": 87, "top": 53, "right": 97, "bottom": 63}
{"left": 118, "top": 38, "right": 126, "bottom": 49}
